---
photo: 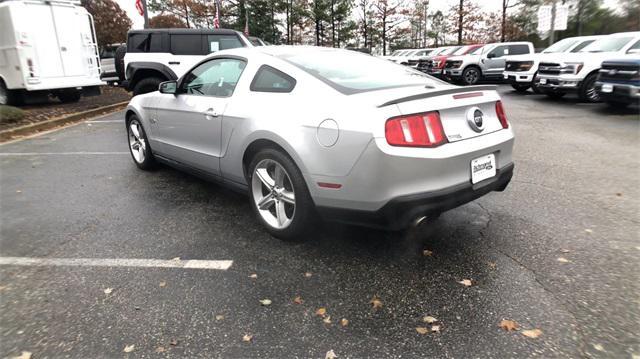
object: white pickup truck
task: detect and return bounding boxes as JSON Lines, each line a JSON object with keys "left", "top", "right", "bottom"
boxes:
{"left": 503, "top": 35, "right": 603, "bottom": 93}
{"left": 536, "top": 31, "right": 640, "bottom": 102}
{"left": 0, "top": 0, "right": 103, "bottom": 105}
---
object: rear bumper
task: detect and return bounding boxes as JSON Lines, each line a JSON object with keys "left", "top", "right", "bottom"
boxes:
{"left": 317, "top": 163, "right": 514, "bottom": 230}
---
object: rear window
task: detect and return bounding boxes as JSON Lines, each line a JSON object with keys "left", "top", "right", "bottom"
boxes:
{"left": 128, "top": 34, "right": 148, "bottom": 53}
{"left": 207, "top": 35, "right": 243, "bottom": 53}
{"left": 581, "top": 37, "right": 634, "bottom": 52}
{"left": 170, "top": 34, "right": 202, "bottom": 55}
{"left": 280, "top": 50, "right": 439, "bottom": 94}
{"left": 149, "top": 33, "right": 163, "bottom": 52}
{"left": 508, "top": 44, "right": 530, "bottom": 55}
{"left": 250, "top": 65, "right": 296, "bottom": 93}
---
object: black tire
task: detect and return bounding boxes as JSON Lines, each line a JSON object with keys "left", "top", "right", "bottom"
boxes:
{"left": 461, "top": 66, "right": 481, "bottom": 85}
{"left": 133, "top": 77, "right": 163, "bottom": 96}
{"left": 0, "top": 79, "right": 10, "bottom": 105}
{"left": 531, "top": 72, "right": 543, "bottom": 94}
{"left": 605, "top": 100, "right": 629, "bottom": 109}
{"left": 579, "top": 72, "right": 600, "bottom": 103}
{"left": 511, "top": 83, "right": 531, "bottom": 93}
{"left": 248, "top": 148, "right": 316, "bottom": 241}
{"left": 545, "top": 91, "right": 566, "bottom": 100}
{"left": 57, "top": 89, "right": 82, "bottom": 103}
{"left": 114, "top": 44, "right": 127, "bottom": 81}
{"left": 126, "top": 115, "right": 157, "bottom": 170}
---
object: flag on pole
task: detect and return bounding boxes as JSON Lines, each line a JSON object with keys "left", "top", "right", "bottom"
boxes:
{"left": 244, "top": 8, "right": 249, "bottom": 35}
{"left": 213, "top": 0, "right": 220, "bottom": 28}
{"left": 135, "top": 0, "right": 144, "bottom": 16}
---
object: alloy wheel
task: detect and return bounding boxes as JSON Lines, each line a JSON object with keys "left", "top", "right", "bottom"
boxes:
{"left": 251, "top": 159, "right": 296, "bottom": 230}
{"left": 464, "top": 69, "right": 479, "bottom": 84}
{"left": 585, "top": 80, "right": 600, "bottom": 102}
{"left": 128, "top": 119, "right": 147, "bottom": 164}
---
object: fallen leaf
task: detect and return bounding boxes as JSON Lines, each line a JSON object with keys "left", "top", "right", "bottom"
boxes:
{"left": 315, "top": 307, "right": 327, "bottom": 317}
{"left": 325, "top": 349, "right": 337, "bottom": 359}
{"left": 488, "top": 262, "right": 497, "bottom": 269}
{"left": 242, "top": 334, "right": 253, "bottom": 342}
{"left": 615, "top": 192, "right": 622, "bottom": 197}
{"left": 459, "top": 279, "right": 472, "bottom": 287}
{"left": 12, "top": 352, "right": 31, "bottom": 359}
{"left": 259, "top": 299, "right": 272, "bottom": 306}
{"left": 560, "top": 249, "right": 570, "bottom": 253}
{"left": 499, "top": 319, "right": 519, "bottom": 331}
{"left": 159, "top": 281, "right": 166, "bottom": 287}
{"left": 592, "top": 343, "right": 604, "bottom": 351}
{"left": 423, "top": 315, "right": 438, "bottom": 324}
{"left": 422, "top": 249, "right": 433, "bottom": 257}
{"left": 123, "top": 344, "right": 135, "bottom": 353}
{"left": 103, "top": 287, "right": 113, "bottom": 294}
{"left": 323, "top": 315, "right": 332, "bottom": 324}
{"left": 431, "top": 325, "right": 441, "bottom": 333}
{"left": 248, "top": 273, "right": 258, "bottom": 279}
{"left": 215, "top": 314, "right": 225, "bottom": 321}
{"left": 415, "top": 327, "right": 429, "bottom": 335}
{"left": 155, "top": 346, "right": 166, "bottom": 353}
{"left": 172, "top": 257, "right": 180, "bottom": 261}
{"left": 304, "top": 272, "right": 313, "bottom": 278}
{"left": 585, "top": 229, "right": 593, "bottom": 234}
{"left": 370, "top": 296, "right": 383, "bottom": 310}
{"left": 16, "top": 190, "right": 22, "bottom": 193}
{"left": 293, "top": 296, "right": 304, "bottom": 304}
{"left": 557, "top": 257, "right": 570, "bottom": 263}
{"left": 521, "top": 329, "right": 542, "bottom": 338}
{"left": 170, "top": 339, "right": 179, "bottom": 346}
{"left": 339, "top": 318, "right": 349, "bottom": 327}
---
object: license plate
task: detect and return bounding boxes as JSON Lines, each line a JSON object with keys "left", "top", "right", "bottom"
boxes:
{"left": 471, "top": 154, "right": 496, "bottom": 184}
{"left": 601, "top": 84, "right": 613, "bottom": 93}
{"left": 539, "top": 78, "right": 547, "bottom": 85}
{"left": 504, "top": 74, "right": 508, "bottom": 79}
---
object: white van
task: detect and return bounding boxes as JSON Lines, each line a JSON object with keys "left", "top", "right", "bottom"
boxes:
{"left": 0, "top": 0, "right": 103, "bottom": 105}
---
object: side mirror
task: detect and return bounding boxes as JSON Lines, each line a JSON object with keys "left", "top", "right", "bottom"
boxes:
{"left": 159, "top": 81, "right": 178, "bottom": 94}
{"left": 487, "top": 53, "right": 496, "bottom": 59}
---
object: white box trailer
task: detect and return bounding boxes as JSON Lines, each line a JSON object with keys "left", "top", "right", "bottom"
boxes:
{"left": 0, "top": 0, "right": 103, "bottom": 105}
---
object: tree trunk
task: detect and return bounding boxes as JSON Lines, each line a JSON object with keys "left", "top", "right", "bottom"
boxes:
{"left": 315, "top": 1, "right": 320, "bottom": 46}
{"left": 382, "top": 13, "right": 387, "bottom": 56}
{"left": 331, "top": 0, "right": 336, "bottom": 47}
{"left": 501, "top": 0, "right": 507, "bottom": 42}
{"left": 457, "top": 0, "right": 463, "bottom": 45}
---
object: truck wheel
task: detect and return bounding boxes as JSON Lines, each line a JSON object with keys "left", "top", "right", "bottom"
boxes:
{"left": 511, "top": 83, "right": 531, "bottom": 93}
{"left": 133, "top": 77, "right": 163, "bottom": 96}
{"left": 114, "top": 45, "right": 127, "bottom": 81}
{"left": 579, "top": 73, "right": 600, "bottom": 103}
{"left": 461, "top": 67, "right": 481, "bottom": 85}
{"left": 531, "top": 72, "right": 543, "bottom": 94}
{"left": 605, "top": 100, "right": 629, "bottom": 109}
{"left": 0, "top": 80, "right": 9, "bottom": 105}
{"left": 57, "top": 89, "right": 82, "bottom": 103}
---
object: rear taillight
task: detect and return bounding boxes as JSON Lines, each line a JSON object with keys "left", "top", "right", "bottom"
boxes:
{"left": 495, "top": 101, "right": 509, "bottom": 129}
{"left": 385, "top": 111, "right": 447, "bottom": 147}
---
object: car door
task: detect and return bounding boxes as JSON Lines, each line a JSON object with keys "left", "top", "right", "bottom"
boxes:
{"left": 483, "top": 45, "right": 509, "bottom": 75}
{"left": 153, "top": 57, "right": 247, "bottom": 176}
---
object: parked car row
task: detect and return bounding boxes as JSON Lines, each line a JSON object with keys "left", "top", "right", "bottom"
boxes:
{"left": 396, "top": 32, "right": 640, "bottom": 107}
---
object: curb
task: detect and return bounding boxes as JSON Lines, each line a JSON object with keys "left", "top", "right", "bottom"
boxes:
{"left": 0, "top": 101, "right": 129, "bottom": 143}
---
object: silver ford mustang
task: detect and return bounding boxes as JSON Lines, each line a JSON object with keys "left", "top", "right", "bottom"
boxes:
{"left": 125, "top": 46, "right": 514, "bottom": 240}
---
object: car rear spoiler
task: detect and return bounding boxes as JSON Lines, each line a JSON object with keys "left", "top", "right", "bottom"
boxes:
{"left": 378, "top": 85, "right": 498, "bottom": 108}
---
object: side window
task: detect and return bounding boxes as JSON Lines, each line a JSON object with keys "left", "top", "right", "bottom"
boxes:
{"left": 627, "top": 40, "right": 640, "bottom": 54}
{"left": 170, "top": 34, "right": 203, "bottom": 55}
{"left": 488, "top": 45, "right": 508, "bottom": 57}
{"left": 149, "top": 33, "right": 163, "bottom": 52}
{"left": 250, "top": 65, "right": 296, "bottom": 93}
{"left": 128, "top": 34, "right": 149, "bottom": 53}
{"left": 207, "top": 35, "right": 243, "bottom": 53}
{"left": 509, "top": 45, "right": 530, "bottom": 55}
{"left": 181, "top": 58, "right": 246, "bottom": 97}
{"left": 571, "top": 40, "right": 594, "bottom": 52}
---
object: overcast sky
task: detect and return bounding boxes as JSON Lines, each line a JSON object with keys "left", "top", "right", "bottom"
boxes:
{"left": 116, "top": 0, "right": 621, "bottom": 31}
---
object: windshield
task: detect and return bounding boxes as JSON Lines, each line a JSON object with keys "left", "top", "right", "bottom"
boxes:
{"left": 249, "top": 38, "right": 264, "bottom": 46}
{"left": 280, "top": 49, "right": 439, "bottom": 94}
{"left": 581, "top": 36, "right": 634, "bottom": 53}
{"left": 542, "top": 38, "right": 579, "bottom": 53}
{"left": 469, "top": 45, "right": 486, "bottom": 55}
{"left": 452, "top": 45, "right": 473, "bottom": 56}
{"left": 440, "top": 46, "right": 462, "bottom": 55}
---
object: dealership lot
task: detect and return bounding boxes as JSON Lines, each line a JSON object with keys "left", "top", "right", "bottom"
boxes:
{"left": 1, "top": 86, "right": 638, "bottom": 358}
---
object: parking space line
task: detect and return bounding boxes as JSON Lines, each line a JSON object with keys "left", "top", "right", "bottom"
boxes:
{"left": 86, "top": 119, "right": 123, "bottom": 123}
{"left": 0, "top": 257, "right": 233, "bottom": 270}
{"left": 0, "top": 152, "right": 128, "bottom": 156}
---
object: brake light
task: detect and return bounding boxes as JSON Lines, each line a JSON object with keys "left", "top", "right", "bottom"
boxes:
{"left": 495, "top": 101, "right": 509, "bottom": 129}
{"left": 385, "top": 111, "right": 447, "bottom": 147}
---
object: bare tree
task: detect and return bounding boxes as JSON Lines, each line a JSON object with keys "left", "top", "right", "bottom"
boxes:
{"left": 501, "top": 0, "right": 521, "bottom": 42}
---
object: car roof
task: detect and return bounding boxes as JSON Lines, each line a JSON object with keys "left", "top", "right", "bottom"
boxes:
{"left": 127, "top": 28, "right": 242, "bottom": 36}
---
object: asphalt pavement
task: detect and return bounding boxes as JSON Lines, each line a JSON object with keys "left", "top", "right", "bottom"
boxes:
{"left": 1, "top": 86, "right": 638, "bottom": 358}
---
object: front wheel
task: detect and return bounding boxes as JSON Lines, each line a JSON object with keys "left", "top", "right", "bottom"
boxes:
{"left": 132, "top": 77, "right": 163, "bottom": 96}
{"left": 127, "top": 115, "right": 156, "bottom": 170}
{"left": 461, "top": 67, "right": 481, "bottom": 85}
{"left": 248, "top": 148, "right": 315, "bottom": 241}
{"left": 579, "top": 73, "right": 600, "bottom": 103}
{"left": 511, "top": 83, "right": 531, "bottom": 93}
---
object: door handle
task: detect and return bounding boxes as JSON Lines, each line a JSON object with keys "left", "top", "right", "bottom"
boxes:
{"left": 169, "top": 61, "right": 180, "bottom": 65}
{"left": 204, "top": 108, "right": 219, "bottom": 118}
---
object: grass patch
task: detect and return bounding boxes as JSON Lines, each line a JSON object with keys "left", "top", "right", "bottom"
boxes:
{"left": 0, "top": 105, "right": 25, "bottom": 124}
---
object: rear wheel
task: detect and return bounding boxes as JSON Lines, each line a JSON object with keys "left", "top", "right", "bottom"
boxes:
{"left": 0, "top": 80, "right": 9, "bottom": 105}
{"left": 248, "top": 148, "right": 315, "bottom": 241}
{"left": 579, "top": 73, "right": 600, "bottom": 103}
{"left": 133, "top": 77, "right": 163, "bottom": 96}
{"left": 127, "top": 115, "right": 156, "bottom": 170}
{"left": 461, "top": 66, "right": 481, "bottom": 85}
{"left": 511, "top": 83, "right": 531, "bottom": 93}
{"left": 57, "top": 88, "right": 82, "bottom": 103}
